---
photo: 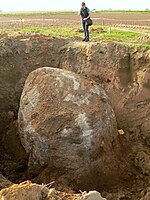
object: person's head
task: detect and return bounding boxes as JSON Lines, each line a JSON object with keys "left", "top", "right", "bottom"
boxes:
{"left": 81, "top": 2, "right": 86, "bottom": 9}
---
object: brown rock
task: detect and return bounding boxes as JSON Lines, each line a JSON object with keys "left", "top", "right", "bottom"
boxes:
{"left": 18, "top": 67, "right": 119, "bottom": 189}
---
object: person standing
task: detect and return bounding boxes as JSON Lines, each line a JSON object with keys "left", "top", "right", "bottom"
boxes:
{"left": 78, "top": 2, "right": 91, "bottom": 42}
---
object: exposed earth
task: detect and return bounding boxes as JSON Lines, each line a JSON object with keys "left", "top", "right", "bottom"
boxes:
{"left": 0, "top": 35, "right": 149, "bottom": 200}
{"left": 0, "top": 12, "right": 150, "bottom": 29}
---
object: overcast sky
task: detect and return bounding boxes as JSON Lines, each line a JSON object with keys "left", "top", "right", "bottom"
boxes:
{"left": 0, "top": 0, "right": 150, "bottom": 11}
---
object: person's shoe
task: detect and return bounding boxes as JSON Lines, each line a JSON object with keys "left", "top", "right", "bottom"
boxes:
{"left": 82, "top": 38, "right": 86, "bottom": 41}
{"left": 85, "top": 39, "right": 89, "bottom": 42}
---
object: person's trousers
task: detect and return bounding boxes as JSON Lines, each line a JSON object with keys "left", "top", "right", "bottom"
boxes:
{"left": 82, "top": 21, "right": 89, "bottom": 40}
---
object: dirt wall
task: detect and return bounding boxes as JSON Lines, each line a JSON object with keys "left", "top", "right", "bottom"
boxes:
{"left": 0, "top": 35, "right": 149, "bottom": 198}
{"left": 0, "top": 35, "right": 149, "bottom": 139}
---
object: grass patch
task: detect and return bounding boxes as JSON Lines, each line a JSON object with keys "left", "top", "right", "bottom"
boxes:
{"left": 95, "top": 10, "right": 150, "bottom": 14}
{"left": 0, "top": 11, "right": 77, "bottom": 17}
{"left": 94, "top": 29, "right": 141, "bottom": 41}
{"left": 20, "top": 26, "right": 83, "bottom": 38}
{"left": 0, "top": 25, "right": 150, "bottom": 49}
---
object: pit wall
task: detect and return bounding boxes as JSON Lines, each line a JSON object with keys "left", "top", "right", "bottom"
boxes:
{"left": 0, "top": 35, "right": 149, "bottom": 145}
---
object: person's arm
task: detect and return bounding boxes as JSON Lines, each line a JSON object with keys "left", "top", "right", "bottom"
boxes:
{"left": 78, "top": 9, "right": 81, "bottom": 16}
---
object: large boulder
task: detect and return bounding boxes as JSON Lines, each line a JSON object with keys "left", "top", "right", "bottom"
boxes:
{"left": 18, "top": 67, "right": 120, "bottom": 189}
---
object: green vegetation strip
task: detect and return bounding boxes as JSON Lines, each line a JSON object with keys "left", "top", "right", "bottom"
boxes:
{"left": 0, "top": 10, "right": 150, "bottom": 16}
{"left": 0, "top": 25, "right": 150, "bottom": 49}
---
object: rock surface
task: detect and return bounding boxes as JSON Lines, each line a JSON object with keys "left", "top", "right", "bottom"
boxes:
{"left": 18, "top": 67, "right": 119, "bottom": 189}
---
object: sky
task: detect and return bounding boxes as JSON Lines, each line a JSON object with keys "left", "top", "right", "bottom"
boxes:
{"left": 0, "top": 0, "right": 150, "bottom": 12}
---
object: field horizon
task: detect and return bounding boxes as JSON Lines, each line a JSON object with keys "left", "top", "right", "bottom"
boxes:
{"left": 0, "top": 10, "right": 150, "bottom": 15}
